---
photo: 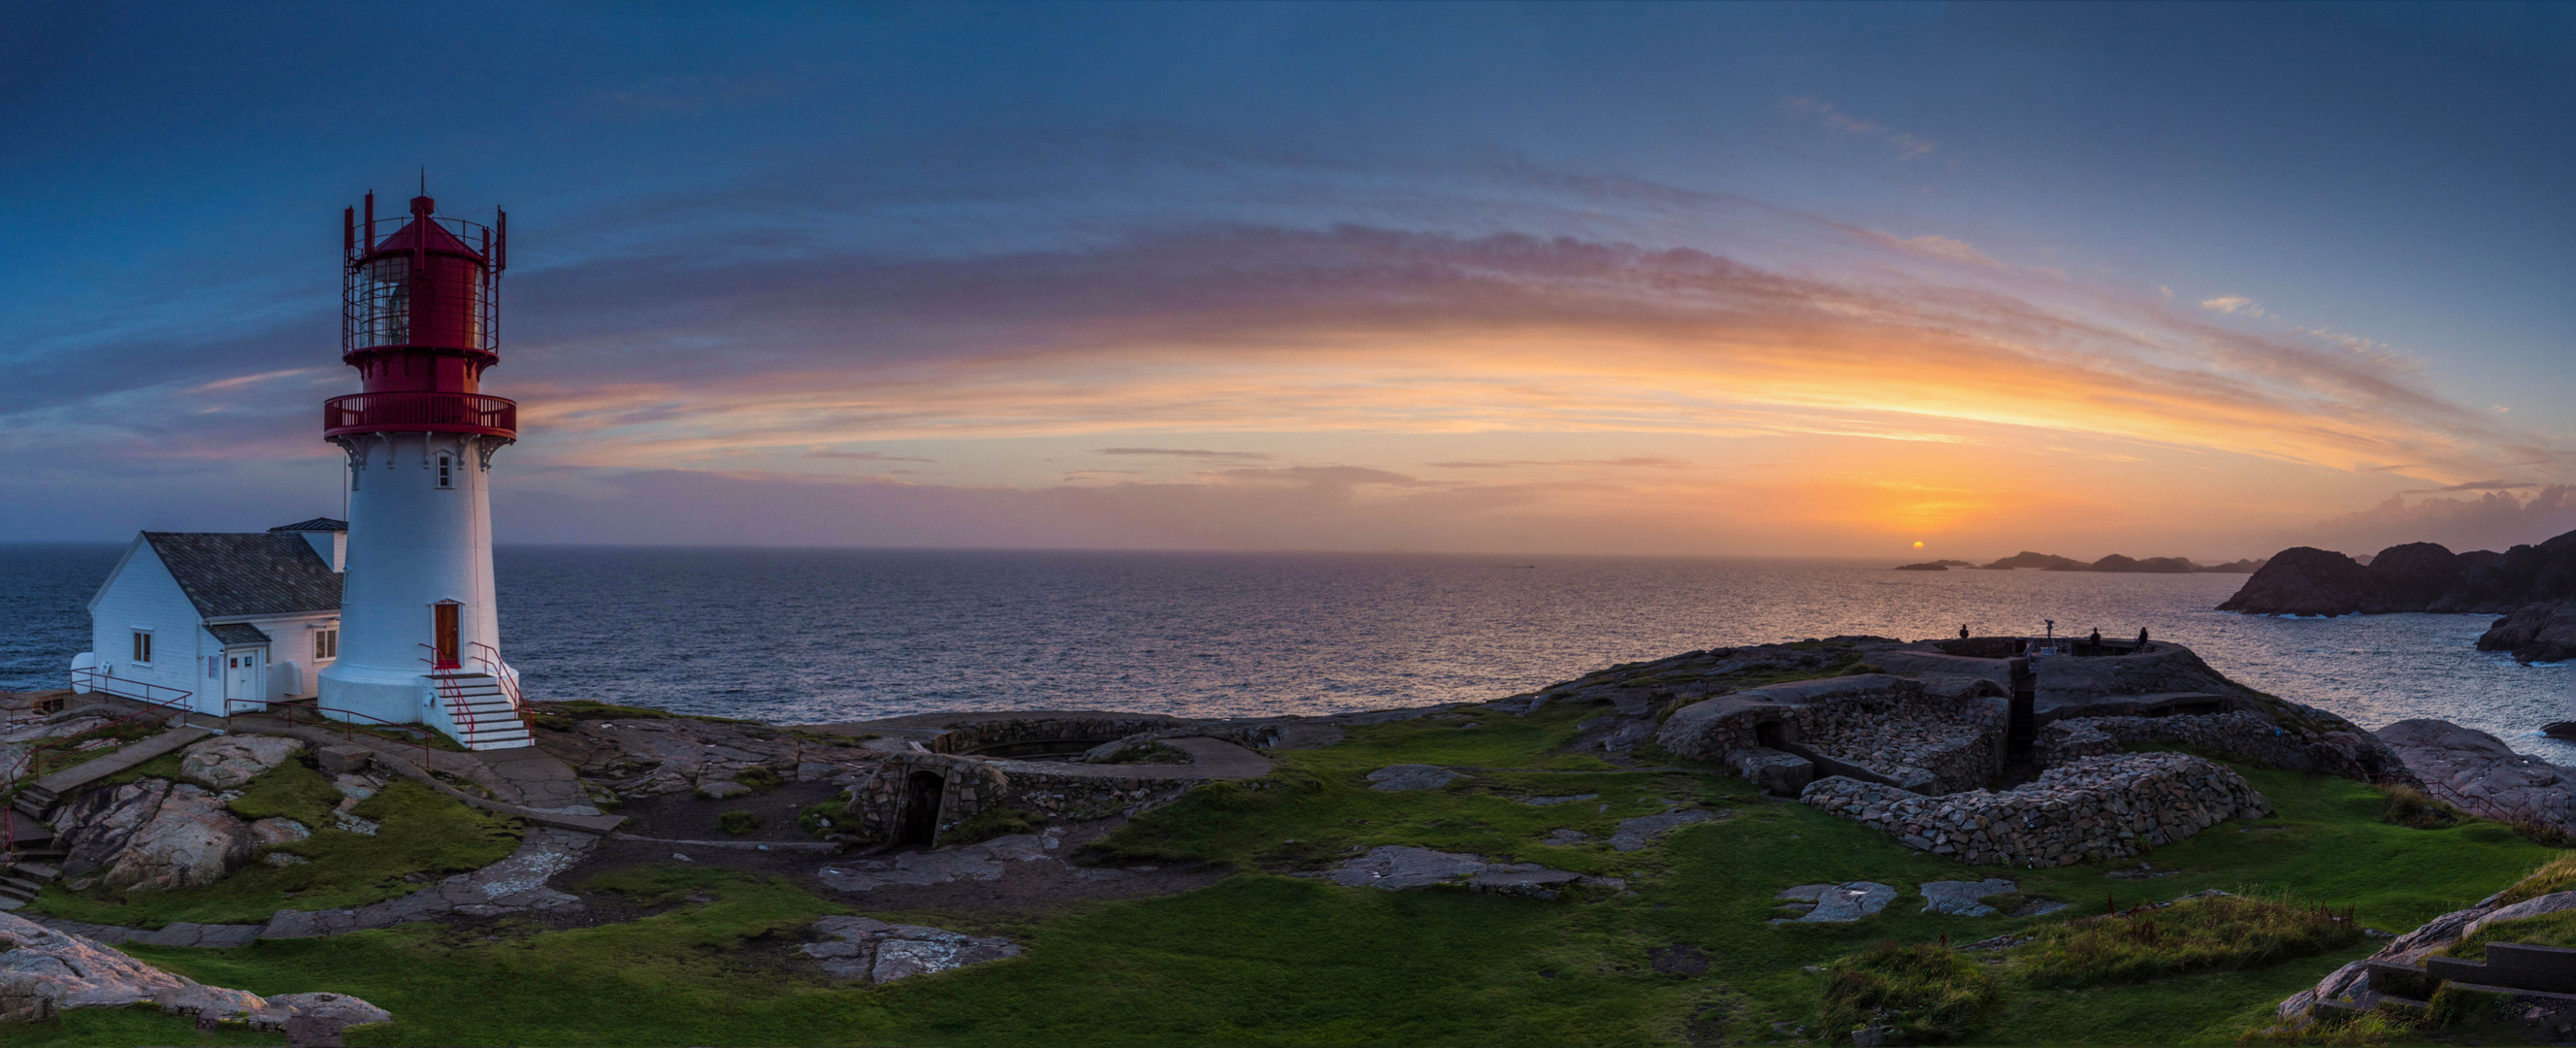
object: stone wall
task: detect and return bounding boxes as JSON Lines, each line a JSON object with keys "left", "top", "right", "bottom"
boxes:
{"left": 1654, "top": 674, "right": 2006, "bottom": 794}
{"left": 842, "top": 750, "right": 1195, "bottom": 845}
{"left": 925, "top": 717, "right": 1175, "bottom": 756}
{"left": 2038, "top": 711, "right": 2419, "bottom": 787}
{"left": 1799, "top": 751, "right": 2271, "bottom": 868}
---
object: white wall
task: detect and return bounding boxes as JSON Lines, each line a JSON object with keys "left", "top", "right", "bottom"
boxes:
{"left": 322, "top": 432, "right": 505, "bottom": 727}
{"left": 239, "top": 612, "right": 338, "bottom": 700}
{"left": 84, "top": 538, "right": 219, "bottom": 715}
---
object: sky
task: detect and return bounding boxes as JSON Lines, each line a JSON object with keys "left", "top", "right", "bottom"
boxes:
{"left": 5, "top": 1, "right": 2574, "bottom": 559}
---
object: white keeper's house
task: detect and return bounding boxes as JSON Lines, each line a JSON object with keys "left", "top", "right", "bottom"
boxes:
{"left": 78, "top": 519, "right": 347, "bottom": 713}
{"left": 72, "top": 188, "right": 535, "bottom": 751}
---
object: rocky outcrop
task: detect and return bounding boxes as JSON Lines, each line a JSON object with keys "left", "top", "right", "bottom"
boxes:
{"left": 2277, "top": 888, "right": 2576, "bottom": 1026}
{"left": 179, "top": 735, "right": 306, "bottom": 790}
{"left": 53, "top": 779, "right": 255, "bottom": 892}
{"left": 2038, "top": 710, "right": 2421, "bottom": 788}
{"left": 2375, "top": 719, "right": 2576, "bottom": 832}
{"left": 0, "top": 911, "right": 388, "bottom": 1034}
{"left": 2219, "top": 530, "right": 2576, "bottom": 662}
{"left": 1975, "top": 551, "right": 2261, "bottom": 573}
{"left": 1800, "top": 752, "right": 2271, "bottom": 867}
{"left": 1655, "top": 674, "right": 2006, "bottom": 795}
{"left": 799, "top": 916, "right": 1020, "bottom": 983}
{"left": 532, "top": 708, "right": 882, "bottom": 800}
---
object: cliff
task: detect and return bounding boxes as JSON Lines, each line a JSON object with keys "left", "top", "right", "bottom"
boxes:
{"left": 1976, "top": 551, "right": 2266, "bottom": 573}
{"left": 2216, "top": 530, "right": 2576, "bottom": 662}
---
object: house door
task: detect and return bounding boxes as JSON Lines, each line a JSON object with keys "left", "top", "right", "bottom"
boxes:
{"left": 432, "top": 602, "right": 461, "bottom": 669}
{"left": 225, "top": 649, "right": 264, "bottom": 704}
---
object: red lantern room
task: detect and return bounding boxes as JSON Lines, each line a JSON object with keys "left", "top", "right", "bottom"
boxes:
{"left": 322, "top": 193, "right": 516, "bottom": 441}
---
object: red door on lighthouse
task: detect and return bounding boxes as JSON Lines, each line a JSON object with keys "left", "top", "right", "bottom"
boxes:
{"left": 432, "top": 602, "right": 461, "bottom": 670}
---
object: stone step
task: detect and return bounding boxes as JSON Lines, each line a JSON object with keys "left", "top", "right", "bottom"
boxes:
{"left": 0, "top": 872, "right": 44, "bottom": 897}
{"left": 457, "top": 726, "right": 532, "bottom": 742}
{"left": 6, "top": 863, "right": 61, "bottom": 881}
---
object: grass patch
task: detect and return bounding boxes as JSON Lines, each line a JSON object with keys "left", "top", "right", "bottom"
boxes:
{"left": 797, "top": 798, "right": 852, "bottom": 838}
{"left": 2439, "top": 907, "right": 2576, "bottom": 960}
{"left": 716, "top": 810, "right": 761, "bottom": 836}
{"left": 732, "top": 765, "right": 782, "bottom": 792}
{"left": 81, "top": 740, "right": 2568, "bottom": 1047}
{"left": 82, "top": 749, "right": 186, "bottom": 792}
{"left": 942, "top": 805, "right": 1044, "bottom": 846}
{"left": 1, "top": 1002, "right": 286, "bottom": 1048}
{"left": 1820, "top": 939, "right": 2000, "bottom": 1045}
{"left": 2380, "top": 785, "right": 2471, "bottom": 831}
{"left": 31, "top": 775, "right": 524, "bottom": 928}
{"left": 2013, "top": 894, "right": 2365, "bottom": 989}
{"left": 1094, "top": 741, "right": 1190, "bottom": 765}
{"left": 2496, "top": 850, "right": 2576, "bottom": 906}
{"left": 224, "top": 756, "right": 344, "bottom": 827}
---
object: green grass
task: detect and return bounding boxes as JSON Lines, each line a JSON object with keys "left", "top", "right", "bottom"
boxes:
{"left": 32, "top": 770, "right": 525, "bottom": 928}
{"left": 1, "top": 1003, "right": 287, "bottom": 1048}
{"left": 1819, "top": 939, "right": 2000, "bottom": 1045}
{"left": 2012, "top": 894, "right": 2365, "bottom": 989}
{"left": 69, "top": 726, "right": 2564, "bottom": 1047}
{"left": 716, "top": 810, "right": 761, "bottom": 836}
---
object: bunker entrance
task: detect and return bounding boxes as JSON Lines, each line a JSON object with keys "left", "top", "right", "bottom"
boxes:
{"left": 898, "top": 770, "right": 945, "bottom": 846}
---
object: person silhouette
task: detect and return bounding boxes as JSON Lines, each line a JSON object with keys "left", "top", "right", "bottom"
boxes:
{"left": 1959, "top": 625, "right": 1971, "bottom": 639}
{"left": 2087, "top": 628, "right": 2103, "bottom": 655}
{"left": 2137, "top": 627, "right": 2150, "bottom": 649}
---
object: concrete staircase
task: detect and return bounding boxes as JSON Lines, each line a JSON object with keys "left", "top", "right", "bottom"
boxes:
{"left": 1, "top": 723, "right": 212, "bottom": 909}
{"left": 429, "top": 672, "right": 534, "bottom": 751}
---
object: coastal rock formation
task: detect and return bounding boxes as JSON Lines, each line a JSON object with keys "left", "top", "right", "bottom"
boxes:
{"left": 179, "top": 735, "right": 306, "bottom": 790}
{"left": 1799, "top": 752, "right": 2270, "bottom": 867}
{"left": 800, "top": 916, "right": 1021, "bottom": 984}
{"left": 0, "top": 911, "right": 388, "bottom": 1033}
{"left": 2375, "top": 719, "right": 2576, "bottom": 832}
{"left": 1975, "top": 551, "right": 2263, "bottom": 573}
{"left": 53, "top": 779, "right": 255, "bottom": 892}
{"left": 2218, "top": 530, "right": 2576, "bottom": 662}
{"left": 1655, "top": 674, "right": 2006, "bottom": 795}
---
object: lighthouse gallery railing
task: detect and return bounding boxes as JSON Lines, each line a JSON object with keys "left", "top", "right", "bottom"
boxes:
{"left": 323, "top": 391, "right": 517, "bottom": 439}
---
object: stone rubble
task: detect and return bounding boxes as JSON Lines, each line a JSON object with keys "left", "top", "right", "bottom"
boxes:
{"left": 1773, "top": 882, "right": 1896, "bottom": 923}
{"left": 1655, "top": 675, "right": 2007, "bottom": 796}
{"left": 1322, "top": 845, "right": 1621, "bottom": 901}
{"left": 814, "top": 832, "right": 1058, "bottom": 892}
{"left": 1799, "top": 752, "right": 2271, "bottom": 867}
{"left": 1918, "top": 879, "right": 2020, "bottom": 917}
{"left": 799, "top": 915, "right": 1020, "bottom": 984}
{"left": 2039, "top": 710, "right": 2413, "bottom": 786}
{"left": 0, "top": 911, "right": 389, "bottom": 1035}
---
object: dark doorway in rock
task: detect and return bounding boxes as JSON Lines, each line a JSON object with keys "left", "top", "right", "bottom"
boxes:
{"left": 1755, "top": 720, "right": 1789, "bottom": 750}
{"left": 898, "top": 770, "right": 945, "bottom": 846}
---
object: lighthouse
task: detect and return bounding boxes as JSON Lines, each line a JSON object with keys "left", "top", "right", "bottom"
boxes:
{"left": 315, "top": 190, "right": 532, "bottom": 750}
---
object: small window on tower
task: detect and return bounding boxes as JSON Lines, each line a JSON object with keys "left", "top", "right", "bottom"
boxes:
{"left": 436, "top": 452, "right": 454, "bottom": 489}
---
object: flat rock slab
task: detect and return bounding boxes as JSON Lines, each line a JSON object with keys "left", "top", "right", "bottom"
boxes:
{"left": 800, "top": 915, "right": 1020, "bottom": 983}
{"left": 1611, "top": 809, "right": 1717, "bottom": 852}
{"left": 815, "top": 833, "right": 1058, "bottom": 893}
{"left": 1774, "top": 882, "right": 1897, "bottom": 923}
{"left": 1920, "top": 879, "right": 2020, "bottom": 917}
{"left": 1324, "top": 845, "right": 1611, "bottom": 900}
{"left": 256, "top": 827, "right": 599, "bottom": 938}
{"left": 0, "top": 911, "right": 388, "bottom": 1033}
{"left": 1367, "top": 765, "right": 1464, "bottom": 792}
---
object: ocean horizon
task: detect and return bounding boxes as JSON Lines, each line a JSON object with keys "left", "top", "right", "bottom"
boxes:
{"left": 7, "top": 542, "right": 2568, "bottom": 761}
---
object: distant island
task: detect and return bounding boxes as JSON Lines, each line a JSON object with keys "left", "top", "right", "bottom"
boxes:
{"left": 2218, "top": 528, "right": 2576, "bottom": 662}
{"left": 1962, "top": 551, "right": 2268, "bottom": 573}
{"left": 1893, "top": 560, "right": 1973, "bottom": 571}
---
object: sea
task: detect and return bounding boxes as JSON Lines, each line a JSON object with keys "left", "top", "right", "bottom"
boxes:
{"left": 6, "top": 544, "right": 2571, "bottom": 760}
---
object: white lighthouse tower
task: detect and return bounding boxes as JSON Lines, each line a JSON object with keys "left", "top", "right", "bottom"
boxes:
{"left": 316, "top": 191, "right": 532, "bottom": 750}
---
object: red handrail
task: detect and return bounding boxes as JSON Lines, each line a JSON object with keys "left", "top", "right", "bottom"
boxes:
{"left": 423, "top": 646, "right": 502, "bottom": 745}
{"left": 323, "top": 391, "right": 517, "bottom": 439}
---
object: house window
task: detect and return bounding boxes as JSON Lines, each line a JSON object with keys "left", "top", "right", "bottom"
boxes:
{"left": 314, "top": 627, "right": 339, "bottom": 662}
{"left": 435, "top": 452, "right": 454, "bottom": 489}
{"left": 131, "top": 631, "right": 152, "bottom": 664}
{"left": 207, "top": 655, "right": 218, "bottom": 678}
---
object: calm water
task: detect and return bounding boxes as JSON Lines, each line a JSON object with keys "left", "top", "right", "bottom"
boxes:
{"left": 7, "top": 545, "right": 2570, "bottom": 760}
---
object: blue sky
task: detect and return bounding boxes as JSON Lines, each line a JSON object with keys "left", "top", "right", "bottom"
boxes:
{"left": 6, "top": 2, "right": 2573, "bottom": 556}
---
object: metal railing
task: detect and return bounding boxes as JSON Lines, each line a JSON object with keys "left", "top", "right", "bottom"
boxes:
{"left": 424, "top": 645, "right": 515, "bottom": 744}
{"left": 323, "top": 391, "right": 516, "bottom": 439}
{"left": 469, "top": 642, "right": 536, "bottom": 734}
{"left": 220, "top": 697, "right": 435, "bottom": 773}
{"left": 7, "top": 671, "right": 196, "bottom": 861}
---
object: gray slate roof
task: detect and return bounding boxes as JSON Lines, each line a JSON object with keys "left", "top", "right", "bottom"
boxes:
{"left": 142, "top": 533, "right": 342, "bottom": 618}
{"left": 268, "top": 517, "right": 347, "bottom": 533}
{"left": 206, "top": 622, "right": 274, "bottom": 645}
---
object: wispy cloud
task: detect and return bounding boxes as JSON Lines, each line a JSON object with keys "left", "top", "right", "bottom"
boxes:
{"left": 2400, "top": 478, "right": 2540, "bottom": 493}
{"left": 2200, "top": 294, "right": 2265, "bottom": 316}
{"left": 805, "top": 449, "right": 933, "bottom": 462}
{"left": 1426, "top": 457, "right": 1689, "bottom": 469}
{"left": 1782, "top": 97, "right": 1937, "bottom": 159}
{"left": 1093, "top": 447, "right": 1271, "bottom": 461}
